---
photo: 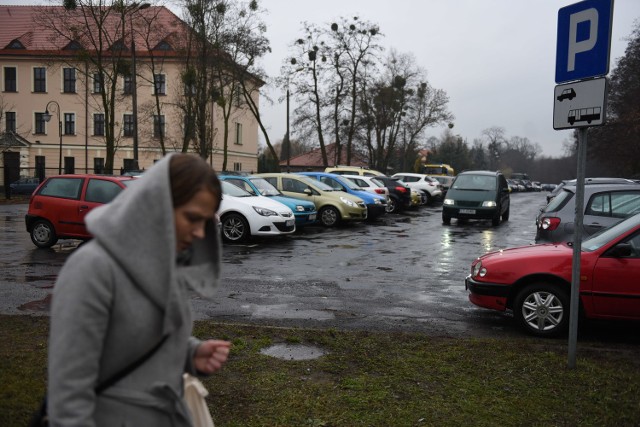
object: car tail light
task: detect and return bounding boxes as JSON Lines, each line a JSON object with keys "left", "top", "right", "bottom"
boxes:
{"left": 395, "top": 186, "right": 408, "bottom": 193}
{"left": 540, "top": 217, "right": 561, "bottom": 231}
{"left": 374, "top": 188, "right": 386, "bottom": 194}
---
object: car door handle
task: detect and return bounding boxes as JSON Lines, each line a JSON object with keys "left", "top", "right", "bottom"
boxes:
{"left": 79, "top": 205, "right": 89, "bottom": 210}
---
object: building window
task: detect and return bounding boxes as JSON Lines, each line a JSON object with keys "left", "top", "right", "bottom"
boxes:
{"left": 93, "top": 73, "right": 104, "bottom": 94}
{"left": 123, "top": 74, "right": 133, "bottom": 95}
{"left": 154, "top": 115, "right": 165, "bottom": 138}
{"left": 235, "top": 123, "right": 243, "bottom": 145}
{"left": 233, "top": 162, "right": 242, "bottom": 172}
{"left": 234, "top": 88, "right": 243, "bottom": 107}
{"left": 183, "top": 115, "right": 195, "bottom": 140}
{"left": 33, "top": 67, "right": 46, "bottom": 92}
{"left": 63, "top": 68, "right": 76, "bottom": 93}
{"left": 64, "top": 113, "right": 75, "bottom": 135}
{"left": 34, "top": 112, "right": 46, "bottom": 134}
{"left": 93, "top": 113, "right": 105, "bottom": 136}
{"left": 5, "top": 112, "right": 16, "bottom": 133}
{"left": 94, "top": 157, "right": 105, "bottom": 174}
{"left": 153, "top": 74, "right": 166, "bottom": 95}
{"left": 4, "top": 67, "right": 17, "bottom": 92}
{"left": 123, "top": 114, "right": 134, "bottom": 137}
{"left": 184, "top": 83, "right": 196, "bottom": 96}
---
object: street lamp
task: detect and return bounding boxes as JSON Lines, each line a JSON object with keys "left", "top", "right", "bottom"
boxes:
{"left": 43, "top": 100, "right": 62, "bottom": 174}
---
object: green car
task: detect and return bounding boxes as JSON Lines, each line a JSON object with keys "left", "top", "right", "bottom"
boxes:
{"left": 256, "top": 173, "right": 367, "bottom": 227}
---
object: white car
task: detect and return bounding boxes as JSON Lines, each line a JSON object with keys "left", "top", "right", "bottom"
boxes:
{"left": 427, "top": 175, "right": 455, "bottom": 195}
{"left": 391, "top": 173, "right": 443, "bottom": 204}
{"left": 219, "top": 181, "right": 295, "bottom": 243}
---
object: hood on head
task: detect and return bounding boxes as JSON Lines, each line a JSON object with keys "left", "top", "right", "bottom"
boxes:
{"left": 85, "top": 154, "right": 222, "bottom": 334}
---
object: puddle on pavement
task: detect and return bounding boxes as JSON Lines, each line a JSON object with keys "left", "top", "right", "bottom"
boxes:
{"left": 260, "top": 343, "right": 328, "bottom": 361}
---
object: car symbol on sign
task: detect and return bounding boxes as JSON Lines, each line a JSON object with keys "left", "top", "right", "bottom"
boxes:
{"left": 557, "top": 88, "right": 576, "bottom": 102}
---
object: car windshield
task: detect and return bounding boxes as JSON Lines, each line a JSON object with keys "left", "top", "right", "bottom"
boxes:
{"left": 298, "top": 175, "right": 334, "bottom": 191}
{"left": 340, "top": 178, "right": 361, "bottom": 191}
{"left": 250, "top": 178, "right": 281, "bottom": 196}
{"left": 221, "top": 181, "right": 252, "bottom": 197}
{"left": 371, "top": 178, "right": 384, "bottom": 187}
{"left": 583, "top": 212, "right": 640, "bottom": 252}
{"left": 452, "top": 175, "right": 494, "bottom": 191}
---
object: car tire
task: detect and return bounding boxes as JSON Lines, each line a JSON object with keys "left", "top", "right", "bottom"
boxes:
{"left": 502, "top": 208, "right": 510, "bottom": 222}
{"left": 442, "top": 215, "right": 451, "bottom": 225}
{"left": 221, "top": 213, "right": 250, "bottom": 243}
{"left": 423, "top": 192, "right": 432, "bottom": 205}
{"left": 319, "top": 206, "right": 340, "bottom": 227}
{"left": 513, "top": 282, "right": 570, "bottom": 337}
{"left": 30, "top": 219, "right": 58, "bottom": 248}
{"left": 387, "top": 198, "right": 399, "bottom": 214}
{"left": 491, "top": 214, "right": 501, "bottom": 226}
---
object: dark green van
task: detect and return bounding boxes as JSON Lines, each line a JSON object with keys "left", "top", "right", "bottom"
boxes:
{"left": 442, "top": 170, "right": 510, "bottom": 226}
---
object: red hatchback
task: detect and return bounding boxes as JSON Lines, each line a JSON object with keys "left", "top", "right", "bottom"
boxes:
{"left": 25, "top": 174, "right": 136, "bottom": 248}
{"left": 465, "top": 213, "right": 640, "bottom": 337}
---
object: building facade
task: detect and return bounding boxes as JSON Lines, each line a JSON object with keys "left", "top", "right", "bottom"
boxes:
{"left": 0, "top": 5, "right": 260, "bottom": 190}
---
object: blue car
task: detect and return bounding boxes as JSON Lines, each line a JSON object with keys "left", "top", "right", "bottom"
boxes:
{"left": 298, "top": 172, "right": 387, "bottom": 220}
{"left": 219, "top": 175, "right": 318, "bottom": 227}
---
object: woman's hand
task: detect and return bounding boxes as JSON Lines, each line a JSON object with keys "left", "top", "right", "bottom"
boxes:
{"left": 193, "top": 340, "right": 231, "bottom": 374}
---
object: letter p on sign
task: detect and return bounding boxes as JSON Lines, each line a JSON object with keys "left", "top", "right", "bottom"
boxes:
{"left": 555, "top": 0, "right": 613, "bottom": 84}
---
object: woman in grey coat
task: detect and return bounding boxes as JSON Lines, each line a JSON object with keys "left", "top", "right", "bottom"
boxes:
{"left": 48, "top": 153, "right": 230, "bottom": 426}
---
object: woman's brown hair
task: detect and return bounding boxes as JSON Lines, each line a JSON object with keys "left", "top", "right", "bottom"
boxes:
{"left": 169, "top": 154, "right": 222, "bottom": 208}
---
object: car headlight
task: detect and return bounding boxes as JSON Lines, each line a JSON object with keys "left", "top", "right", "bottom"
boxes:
{"left": 340, "top": 196, "right": 356, "bottom": 207}
{"left": 295, "top": 205, "right": 305, "bottom": 212}
{"left": 253, "top": 206, "right": 278, "bottom": 216}
{"left": 482, "top": 201, "right": 497, "bottom": 207}
{"left": 443, "top": 198, "right": 454, "bottom": 205}
{"left": 472, "top": 261, "right": 487, "bottom": 277}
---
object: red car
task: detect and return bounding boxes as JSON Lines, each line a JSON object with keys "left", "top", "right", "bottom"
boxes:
{"left": 465, "top": 213, "right": 640, "bottom": 337}
{"left": 25, "top": 174, "right": 136, "bottom": 248}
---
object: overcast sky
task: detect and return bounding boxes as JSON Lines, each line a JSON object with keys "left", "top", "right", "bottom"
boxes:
{"left": 3, "top": 0, "right": 638, "bottom": 158}
{"left": 256, "top": 0, "right": 639, "bottom": 158}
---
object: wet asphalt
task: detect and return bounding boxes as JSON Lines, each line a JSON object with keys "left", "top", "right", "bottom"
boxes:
{"left": 1, "top": 192, "right": 638, "bottom": 343}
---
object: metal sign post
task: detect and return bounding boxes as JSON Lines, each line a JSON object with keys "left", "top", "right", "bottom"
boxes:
{"left": 568, "top": 128, "right": 587, "bottom": 369}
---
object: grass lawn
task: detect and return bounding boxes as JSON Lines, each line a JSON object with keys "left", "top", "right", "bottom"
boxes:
{"left": 1, "top": 314, "right": 639, "bottom": 426}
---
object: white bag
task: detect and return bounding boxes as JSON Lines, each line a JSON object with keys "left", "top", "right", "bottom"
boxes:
{"left": 183, "top": 373, "right": 215, "bottom": 427}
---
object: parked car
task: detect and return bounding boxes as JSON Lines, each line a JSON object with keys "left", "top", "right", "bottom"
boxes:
{"left": 546, "top": 177, "right": 637, "bottom": 203}
{"left": 256, "top": 173, "right": 367, "bottom": 227}
{"left": 298, "top": 172, "right": 387, "bottom": 220}
{"left": 219, "top": 181, "right": 295, "bottom": 243}
{"left": 219, "top": 175, "right": 317, "bottom": 227}
{"left": 25, "top": 174, "right": 136, "bottom": 248}
{"left": 391, "top": 173, "right": 443, "bottom": 204}
{"left": 10, "top": 177, "right": 40, "bottom": 195}
{"left": 442, "top": 170, "right": 510, "bottom": 226}
{"left": 373, "top": 176, "right": 413, "bottom": 213}
{"left": 466, "top": 212, "right": 640, "bottom": 337}
{"left": 426, "top": 175, "right": 455, "bottom": 196}
{"left": 535, "top": 182, "right": 640, "bottom": 243}
{"left": 341, "top": 175, "right": 391, "bottom": 206}
{"left": 324, "top": 166, "right": 385, "bottom": 177}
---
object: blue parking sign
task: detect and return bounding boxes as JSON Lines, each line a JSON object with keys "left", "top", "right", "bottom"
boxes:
{"left": 555, "top": 0, "right": 613, "bottom": 83}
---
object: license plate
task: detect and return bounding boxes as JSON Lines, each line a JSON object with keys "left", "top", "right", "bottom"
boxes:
{"left": 308, "top": 214, "right": 316, "bottom": 221}
{"left": 459, "top": 209, "right": 476, "bottom": 214}
{"left": 286, "top": 219, "right": 294, "bottom": 227}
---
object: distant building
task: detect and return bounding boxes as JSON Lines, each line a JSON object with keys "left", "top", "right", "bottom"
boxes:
{"left": 279, "top": 143, "right": 369, "bottom": 172}
{"left": 0, "top": 5, "right": 260, "bottom": 187}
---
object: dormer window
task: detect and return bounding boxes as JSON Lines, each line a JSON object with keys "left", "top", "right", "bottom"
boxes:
{"left": 7, "top": 39, "right": 25, "bottom": 49}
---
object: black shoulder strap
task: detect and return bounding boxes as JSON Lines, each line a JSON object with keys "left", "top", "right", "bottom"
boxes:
{"left": 96, "top": 334, "right": 169, "bottom": 394}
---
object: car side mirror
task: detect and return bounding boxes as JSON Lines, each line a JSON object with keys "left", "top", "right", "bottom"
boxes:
{"left": 304, "top": 188, "right": 312, "bottom": 196}
{"left": 607, "top": 242, "right": 633, "bottom": 258}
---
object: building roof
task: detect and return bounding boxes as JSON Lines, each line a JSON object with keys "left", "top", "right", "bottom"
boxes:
{"left": 0, "top": 5, "right": 185, "bottom": 56}
{"left": 280, "top": 143, "right": 369, "bottom": 168}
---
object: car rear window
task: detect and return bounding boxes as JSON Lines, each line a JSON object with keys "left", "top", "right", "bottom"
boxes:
{"left": 543, "top": 189, "right": 573, "bottom": 213}
{"left": 38, "top": 177, "right": 83, "bottom": 199}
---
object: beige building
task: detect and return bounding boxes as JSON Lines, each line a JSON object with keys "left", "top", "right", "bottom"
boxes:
{"left": 0, "top": 5, "right": 260, "bottom": 189}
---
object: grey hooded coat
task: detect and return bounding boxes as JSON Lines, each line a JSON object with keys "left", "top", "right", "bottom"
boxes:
{"left": 47, "top": 154, "right": 222, "bottom": 426}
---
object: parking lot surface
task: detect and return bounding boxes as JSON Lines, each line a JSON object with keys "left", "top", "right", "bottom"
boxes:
{"left": 1, "top": 192, "right": 638, "bottom": 342}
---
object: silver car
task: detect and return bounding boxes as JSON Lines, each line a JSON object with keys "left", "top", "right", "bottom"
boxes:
{"left": 536, "top": 182, "right": 640, "bottom": 243}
